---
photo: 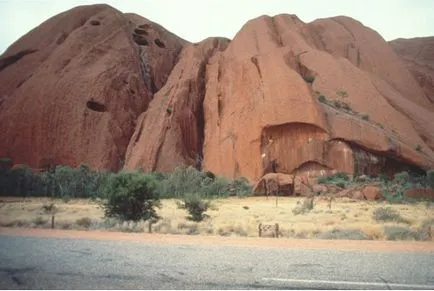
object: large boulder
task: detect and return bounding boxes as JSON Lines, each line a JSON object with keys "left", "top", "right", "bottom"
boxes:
{"left": 253, "top": 173, "right": 294, "bottom": 196}
{"left": 363, "top": 186, "right": 382, "bottom": 201}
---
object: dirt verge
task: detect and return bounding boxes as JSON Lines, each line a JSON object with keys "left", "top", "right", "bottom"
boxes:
{"left": 1, "top": 227, "right": 433, "bottom": 252}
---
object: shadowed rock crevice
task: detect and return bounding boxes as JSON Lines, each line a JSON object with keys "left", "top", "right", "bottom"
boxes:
{"left": 0, "top": 49, "right": 37, "bottom": 72}
{"left": 86, "top": 100, "right": 107, "bottom": 112}
{"left": 330, "top": 138, "right": 425, "bottom": 177}
{"left": 124, "top": 38, "right": 230, "bottom": 172}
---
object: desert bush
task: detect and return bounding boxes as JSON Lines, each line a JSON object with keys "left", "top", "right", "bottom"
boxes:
{"left": 102, "top": 171, "right": 161, "bottom": 222}
{"left": 32, "top": 216, "right": 48, "bottom": 226}
{"left": 318, "top": 95, "right": 327, "bottom": 103}
{"left": 336, "top": 90, "right": 348, "bottom": 98}
{"left": 421, "top": 218, "right": 434, "bottom": 232}
{"left": 292, "top": 197, "right": 314, "bottom": 215}
{"left": 383, "top": 226, "right": 422, "bottom": 241}
{"left": 159, "top": 166, "right": 250, "bottom": 199}
{"left": 160, "top": 166, "right": 206, "bottom": 198}
{"left": 0, "top": 163, "right": 106, "bottom": 198}
{"left": 318, "top": 172, "right": 350, "bottom": 188}
{"left": 318, "top": 228, "right": 368, "bottom": 240}
{"left": 373, "top": 207, "right": 409, "bottom": 223}
{"left": 177, "top": 221, "right": 200, "bottom": 235}
{"left": 75, "top": 217, "right": 92, "bottom": 228}
{"left": 230, "top": 177, "right": 252, "bottom": 197}
{"left": 427, "top": 169, "right": 434, "bottom": 190}
{"left": 303, "top": 75, "right": 315, "bottom": 83}
{"left": 42, "top": 203, "right": 57, "bottom": 214}
{"left": 177, "top": 193, "right": 211, "bottom": 222}
{"left": 201, "top": 176, "right": 231, "bottom": 197}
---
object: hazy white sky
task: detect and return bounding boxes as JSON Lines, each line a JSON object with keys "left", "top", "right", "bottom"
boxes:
{"left": 1, "top": 0, "right": 433, "bottom": 54}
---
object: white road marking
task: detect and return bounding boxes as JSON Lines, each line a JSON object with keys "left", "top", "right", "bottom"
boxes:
{"left": 262, "top": 277, "right": 434, "bottom": 289}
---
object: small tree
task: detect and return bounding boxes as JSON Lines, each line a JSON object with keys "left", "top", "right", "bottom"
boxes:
{"left": 102, "top": 172, "right": 161, "bottom": 222}
{"left": 177, "top": 193, "right": 211, "bottom": 222}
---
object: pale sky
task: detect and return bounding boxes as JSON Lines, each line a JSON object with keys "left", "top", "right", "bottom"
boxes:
{"left": 1, "top": 0, "right": 433, "bottom": 54}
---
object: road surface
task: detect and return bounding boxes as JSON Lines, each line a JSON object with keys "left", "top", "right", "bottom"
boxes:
{"left": 0, "top": 229, "right": 433, "bottom": 289}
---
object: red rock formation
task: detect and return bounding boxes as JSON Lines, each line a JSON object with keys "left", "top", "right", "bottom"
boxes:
{"left": 0, "top": 7, "right": 433, "bottom": 183}
{"left": 389, "top": 37, "right": 434, "bottom": 151}
{"left": 124, "top": 38, "right": 229, "bottom": 172}
{"left": 202, "top": 14, "right": 434, "bottom": 181}
{"left": 0, "top": 4, "right": 186, "bottom": 170}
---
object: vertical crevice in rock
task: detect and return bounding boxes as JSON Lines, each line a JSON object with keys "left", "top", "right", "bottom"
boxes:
{"left": 251, "top": 56, "right": 265, "bottom": 101}
{"left": 268, "top": 16, "right": 283, "bottom": 47}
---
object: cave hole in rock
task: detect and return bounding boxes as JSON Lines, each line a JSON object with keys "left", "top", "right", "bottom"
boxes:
{"left": 90, "top": 20, "right": 101, "bottom": 26}
{"left": 134, "top": 28, "right": 148, "bottom": 36}
{"left": 86, "top": 100, "right": 106, "bottom": 112}
{"left": 154, "top": 39, "right": 166, "bottom": 48}
{"left": 133, "top": 35, "right": 149, "bottom": 46}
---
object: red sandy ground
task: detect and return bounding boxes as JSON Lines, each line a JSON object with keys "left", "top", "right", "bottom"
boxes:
{"left": 0, "top": 227, "right": 433, "bottom": 253}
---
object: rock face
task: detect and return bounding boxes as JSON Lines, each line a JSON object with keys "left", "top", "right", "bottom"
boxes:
{"left": 389, "top": 37, "right": 434, "bottom": 152}
{"left": 0, "top": 6, "right": 433, "bottom": 183}
{"left": 0, "top": 4, "right": 186, "bottom": 170}
{"left": 389, "top": 37, "right": 434, "bottom": 108}
{"left": 202, "top": 15, "right": 434, "bottom": 181}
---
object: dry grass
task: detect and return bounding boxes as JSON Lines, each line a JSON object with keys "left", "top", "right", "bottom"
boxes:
{"left": 0, "top": 196, "right": 433, "bottom": 240}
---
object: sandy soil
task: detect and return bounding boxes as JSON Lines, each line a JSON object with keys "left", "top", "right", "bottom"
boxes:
{"left": 1, "top": 196, "right": 433, "bottom": 240}
{"left": 1, "top": 227, "right": 433, "bottom": 253}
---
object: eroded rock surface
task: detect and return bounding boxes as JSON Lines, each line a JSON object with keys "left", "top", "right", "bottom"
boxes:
{"left": 0, "top": 4, "right": 186, "bottom": 170}
{"left": 0, "top": 7, "right": 433, "bottom": 183}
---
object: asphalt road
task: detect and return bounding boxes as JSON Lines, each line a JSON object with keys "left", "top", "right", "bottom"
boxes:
{"left": 0, "top": 233, "right": 433, "bottom": 289}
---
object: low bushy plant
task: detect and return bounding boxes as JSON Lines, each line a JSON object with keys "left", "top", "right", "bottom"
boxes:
{"left": 318, "top": 228, "right": 368, "bottom": 240}
{"left": 102, "top": 171, "right": 161, "bottom": 222}
{"left": 318, "top": 172, "right": 350, "bottom": 188}
{"left": 75, "top": 217, "right": 92, "bottom": 228}
{"left": 292, "top": 197, "right": 314, "bottom": 215}
{"left": 427, "top": 170, "right": 434, "bottom": 189}
{"left": 303, "top": 75, "right": 315, "bottom": 83}
{"left": 177, "top": 193, "right": 211, "bottom": 222}
{"left": 373, "top": 207, "right": 409, "bottom": 223}
{"left": 383, "top": 226, "right": 422, "bottom": 241}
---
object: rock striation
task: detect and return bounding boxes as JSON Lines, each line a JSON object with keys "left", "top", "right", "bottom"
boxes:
{"left": 0, "top": 6, "right": 433, "bottom": 183}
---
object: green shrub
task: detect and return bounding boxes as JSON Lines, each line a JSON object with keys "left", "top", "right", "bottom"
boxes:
{"left": 361, "top": 114, "right": 370, "bottom": 121}
{"left": 160, "top": 166, "right": 206, "bottom": 198}
{"left": 292, "top": 197, "right": 314, "bottom": 215}
{"left": 336, "top": 90, "right": 348, "bottom": 98}
{"left": 177, "top": 193, "right": 211, "bottom": 222}
{"left": 393, "top": 171, "right": 410, "bottom": 184}
{"left": 427, "top": 170, "right": 434, "bottom": 189}
{"left": 318, "top": 95, "right": 327, "bottom": 103}
{"left": 33, "top": 216, "right": 48, "bottom": 226}
{"left": 303, "top": 75, "right": 315, "bottom": 83}
{"left": 76, "top": 217, "right": 92, "bottom": 228}
{"left": 332, "top": 100, "right": 342, "bottom": 109}
{"left": 373, "top": 207, "right": 408, "bottom": 223}
{"left": 230, "top": 177, "right": 252, "bottom": 197}
{"left": 42, "top": 203, "right": 57, "bottom": 214}
{"left": 383, "top": 226, "right": 422, "bottom": 241}
{"left": 102, "top": 171, "right": 161, "bottom": 222}
{"left": 415, "top": 144, "right": 422, "bottom": 151}
{"left": 166, "top": 108, "right": 172, "bottom": 114}
{"left": 318, "top": 172, "right": 349, "bottom": 188}
{"left": 318, "top": 228, "right": 368, "bottom": 240}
